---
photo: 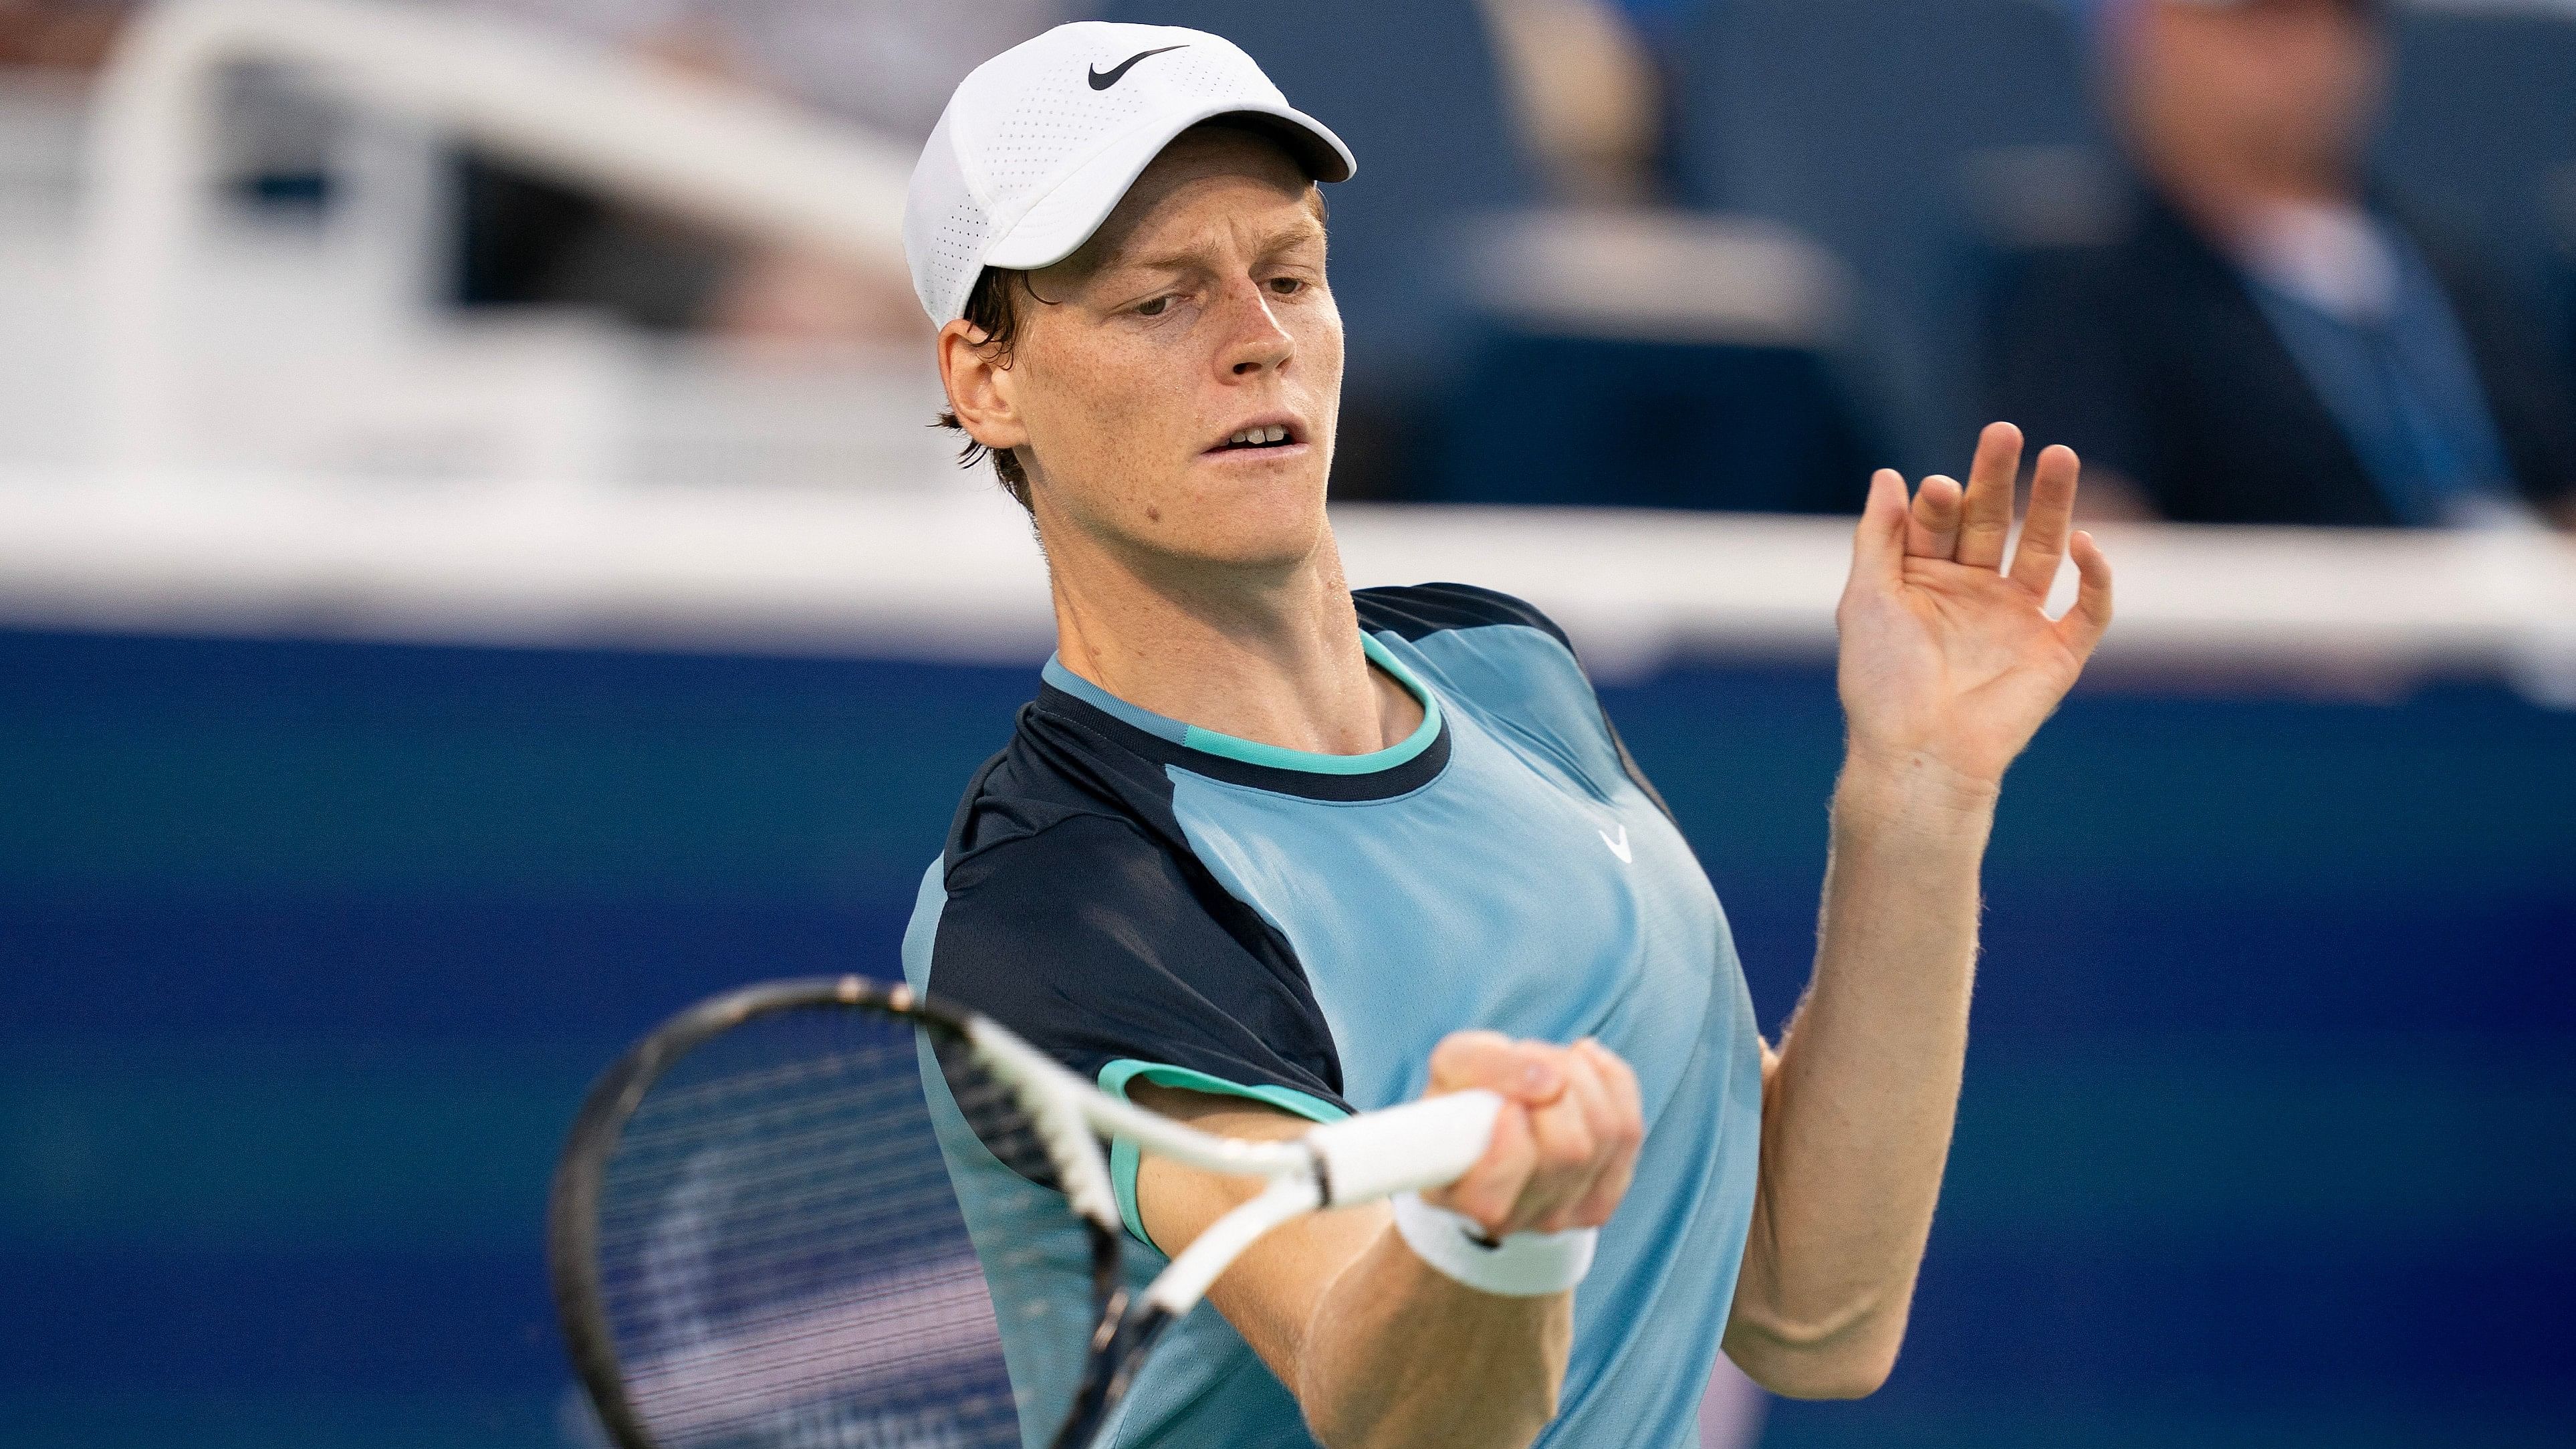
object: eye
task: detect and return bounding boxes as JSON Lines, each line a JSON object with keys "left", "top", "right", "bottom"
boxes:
{"left": 1135, "top": 296, "right": 1171, "bottom": 317}
{"left": 1268, "top": 277, "right": 1306, "bottom": 296}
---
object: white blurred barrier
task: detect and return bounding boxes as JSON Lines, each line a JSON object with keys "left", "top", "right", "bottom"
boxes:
{"left": 36, "top": 0, "right": 2576, "bottom": 701}
{"left": 85, "top": 0, "right": 917, "bottom": 473}
{"left": 3, "top": 473, "right": 2573, "bottom": 699}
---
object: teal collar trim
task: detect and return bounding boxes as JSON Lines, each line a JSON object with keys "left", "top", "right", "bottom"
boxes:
{"left": 1040, "top": 633, "right": 1443, "bottom": 777}
{"left": 1040, "top": 655, "right": 1184, "bottom": 743}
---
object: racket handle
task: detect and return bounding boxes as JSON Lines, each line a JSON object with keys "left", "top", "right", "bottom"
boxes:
{"left": 1306, "top": 1089, "right": 1504, "bottom": 1206}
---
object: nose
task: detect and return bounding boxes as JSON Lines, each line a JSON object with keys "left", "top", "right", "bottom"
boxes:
{"left": 1213, "top": 276, "right": 1293, "bottom": 379}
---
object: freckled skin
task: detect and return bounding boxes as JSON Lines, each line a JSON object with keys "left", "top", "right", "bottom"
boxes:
{"left": 936, "top": 128, "right": 1343, "bottom": 580}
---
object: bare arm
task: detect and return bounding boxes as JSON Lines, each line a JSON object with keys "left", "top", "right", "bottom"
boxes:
{"left": 1133, "top": 1034, "right": 1643, "bottom": 1449}
{"left": 1726, "top": 425, "right": 2113, "bottom": 1398}
{"left": 1722, "top": 761, "right": 1995, "bottom": 1398}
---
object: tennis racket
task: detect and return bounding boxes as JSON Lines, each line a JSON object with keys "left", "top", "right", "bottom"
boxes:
{"left": 548, "top": 975, "right": 1502, "bottom": 1449}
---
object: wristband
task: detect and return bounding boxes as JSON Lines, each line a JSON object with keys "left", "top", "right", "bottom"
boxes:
{"left": 1390, "top": 1191, "right": 1597, "bottom": 1297}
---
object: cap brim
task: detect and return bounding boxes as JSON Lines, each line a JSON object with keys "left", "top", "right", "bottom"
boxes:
{"left": 981, "top": 100, "right": 1355, "bottom": 273}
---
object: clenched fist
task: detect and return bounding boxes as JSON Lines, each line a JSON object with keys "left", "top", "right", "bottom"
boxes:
{"left": 1417, "top": 1030, "right": 1645, "bottom": 1238}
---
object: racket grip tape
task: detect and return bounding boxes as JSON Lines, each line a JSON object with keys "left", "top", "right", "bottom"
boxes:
{"left": 1304, "top": 1088, "right": 1503, "bottom": 1204}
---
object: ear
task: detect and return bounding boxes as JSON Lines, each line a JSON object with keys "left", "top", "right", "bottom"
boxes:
{"left": 937, "top": 319, "right": 1030, "bottom": 455}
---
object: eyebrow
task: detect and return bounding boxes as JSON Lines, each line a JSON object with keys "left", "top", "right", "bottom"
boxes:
{"left": 1113, "top": 211, "right": 1327, "bottom": 279}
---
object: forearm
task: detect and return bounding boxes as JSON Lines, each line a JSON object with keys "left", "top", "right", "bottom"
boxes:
{"left": 1726, "top": 750, "right": 1995, "bottom": 1395}
{"left": 1299, "top": 1223, "right": 1571, "bottom": 1449}
{"left": 1136, "top": 1071, "right": 1606, "bottom": 1449}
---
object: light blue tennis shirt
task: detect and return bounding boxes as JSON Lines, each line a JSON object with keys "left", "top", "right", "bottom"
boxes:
{"left": 905, "top": 584, "right": 1765, "bottom": 1446}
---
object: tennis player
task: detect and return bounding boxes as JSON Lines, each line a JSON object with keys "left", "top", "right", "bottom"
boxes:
{"left": 899, "top": 21, "right": 2113, "bottom": 1447}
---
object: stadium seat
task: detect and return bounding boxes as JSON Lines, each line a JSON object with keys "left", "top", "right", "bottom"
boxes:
{"left": 2378, "top": 6, "right": 2576, "bottom": 347}
{"left": 1429, "top": 328, "right": 1878, "bottom": 511}
{"left": 1426, "top": 209, "right": 1881, "bottom": 512}
{"left": 1672, "top": 0, "right": 2109, "bottom": 470}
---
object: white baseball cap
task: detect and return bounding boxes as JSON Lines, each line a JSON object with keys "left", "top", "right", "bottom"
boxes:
{"left": 903, "top": 21, "right": 1357, "bottom": 326}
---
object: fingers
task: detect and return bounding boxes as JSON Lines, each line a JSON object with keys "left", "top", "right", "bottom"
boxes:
{"left": 1428, "top": 1030, "right": 1564, "bottom": 1105}
{"left": 1905, "top": 474, "right": 1964, "bottom": 560}
{"left": 1559, "top": 1040, "right": 1643, "bottom": 1229}
{"left": 1423, "top": 1036, "right": 1646, "bottom": 1238}
{"left": 1853, "top": 467, "right": 1909, "bottom": 582}
{"left": 1429, "top": 1099, "right": 1536, "bottom": 1234}
{"left": 2055, "top": 528, "right": 2115, "bottom": 660}
{"left": 2008, "top": 443, "right": 2082, "bottom": 597}
{"left": 1422, "top": 1031, "right": 1564, "bottom": 1233}
{"left": 1515, "top": 1055, "right": 1603, "bottom": 1234}
{"left": 1955, "top": 421, "right": 2023, "bottom": 570}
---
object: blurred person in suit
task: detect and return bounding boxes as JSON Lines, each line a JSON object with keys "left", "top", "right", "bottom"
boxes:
{"left": 1986, "top": 0, "right": 2576, "bottom": 529}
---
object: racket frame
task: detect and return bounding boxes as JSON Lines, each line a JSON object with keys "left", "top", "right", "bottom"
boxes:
{"left": 550, "top": 976, "right": 1498, "bottom": 1449}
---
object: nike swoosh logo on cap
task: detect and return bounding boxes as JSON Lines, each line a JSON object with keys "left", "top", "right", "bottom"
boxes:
{"left": 1088, "top": 45, "right": 1185, "bottom": 90}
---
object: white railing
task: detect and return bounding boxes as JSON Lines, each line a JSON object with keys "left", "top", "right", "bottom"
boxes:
{"left": 2, "top": 475, "right": 2571, "bottom": 699}
{"left": 84, "top": 0, "right": 917, "bottom": 472}
{"left": 45, "top": 0, "right": 2576, "bottom": 701}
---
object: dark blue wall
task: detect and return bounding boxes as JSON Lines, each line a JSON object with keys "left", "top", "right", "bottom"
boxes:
{"left": 3, "top": 629, "right": 2570, "bottom": 1448}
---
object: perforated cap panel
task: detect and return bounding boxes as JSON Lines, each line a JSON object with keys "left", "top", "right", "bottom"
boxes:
{"left": 901, "top": 21, "right": 1355, "bottom": 324}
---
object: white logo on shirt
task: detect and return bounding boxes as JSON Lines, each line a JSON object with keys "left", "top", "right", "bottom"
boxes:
{"left": 1598, "top": 823, "right": 1632, "bottom": 864}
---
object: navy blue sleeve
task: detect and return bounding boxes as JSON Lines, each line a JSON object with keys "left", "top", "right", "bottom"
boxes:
{"left": 927, "top": 810, "right": 1352, "bottom": 1115}
{"left": 1355, "top": 581, "right": 1574, "bottom": 651}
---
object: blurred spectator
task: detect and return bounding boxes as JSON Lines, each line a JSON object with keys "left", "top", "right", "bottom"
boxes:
{"left": 463, "top": 0, "right": 1060, "bottom": 140}
{"left": 1478, "top": 0, "right": 1663, "bottom": 205}
{"left": 1987, "top": 0, "right": 2576, "bottom": 529}
{"left": 0, "top": 0, "right": 123, "bottom": 70}
{"left": 0, "top": 0, "right": 1028, "bottom": 344}
{"left": 1431, "top": 0, "right": 1879, "bottom": 514}
{"left": 453, "top": 0, "right": 1064, "bottom": 346}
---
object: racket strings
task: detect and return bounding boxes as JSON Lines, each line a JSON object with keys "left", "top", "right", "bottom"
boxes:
{"left": 590, "top": 1005, "right": 1028, "bottom": 1448}
{"left": 598, "top": 1072, "right": 1056, "bottom": 1283}
{"left": 937, "top": 1044, "right": 1063, "bottom": 1188}
{"left": 600, "top": 1121, "right": 968, "bottom": 1234}
{"left": 628, "top": 1037, "right": 924, "bottom": 1113}
{"left": 596, "top": 1159, "right": 967, "bottom": 1270}
{"left": 618, "top": 1264, "right": 1018, "bottom": 1432}
{"left": 614, "top": 1061, "right": 927, "bottom": 1154}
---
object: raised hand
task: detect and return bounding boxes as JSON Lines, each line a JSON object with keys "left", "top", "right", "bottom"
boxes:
{"left": 1835, "top": 422, "right": 2113, "bottom": 791}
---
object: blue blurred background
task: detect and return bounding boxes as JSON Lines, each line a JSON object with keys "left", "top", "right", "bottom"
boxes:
{"left": 3, "top": 0, "right": 2575, "bottom": 1445}
{"left": 7, "top": 632, "right": 2571, "bottom": 1446}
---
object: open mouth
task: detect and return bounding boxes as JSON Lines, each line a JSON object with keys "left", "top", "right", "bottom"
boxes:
{"left": 1210, "top": 424, "right": 1300, "bottom": 453}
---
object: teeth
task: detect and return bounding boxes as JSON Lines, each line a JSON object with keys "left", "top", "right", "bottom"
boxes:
{"left": 1226, "top": 425, "right": 1291, "bottom": 447}
{"left": 1266, "top": 425, "right": 1287, "bottom": 443}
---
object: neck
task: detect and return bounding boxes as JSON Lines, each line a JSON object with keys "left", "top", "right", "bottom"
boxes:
{"left": 1040, "top": 517, "right": 1421, "bottom": 756}
{"left": 2143, "top": 147, "right": 2359, "bottom": 245}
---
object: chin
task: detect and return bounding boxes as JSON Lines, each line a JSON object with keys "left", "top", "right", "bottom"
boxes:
{"left": 1161, "top": 460, "right": 1333, "bottom": 570}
